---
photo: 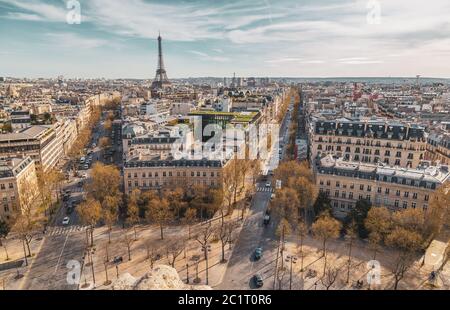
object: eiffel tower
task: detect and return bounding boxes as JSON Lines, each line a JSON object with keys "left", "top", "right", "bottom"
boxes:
{"left": 151, "top": 32, "right": 171, "bottom": 90}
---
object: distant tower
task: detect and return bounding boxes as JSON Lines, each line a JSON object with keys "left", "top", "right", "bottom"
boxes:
{"left": 151, "top": 32, "right": 171, "bottom": 90}
{"left": 416, "top": 75, "right": 421, "bottom": 88}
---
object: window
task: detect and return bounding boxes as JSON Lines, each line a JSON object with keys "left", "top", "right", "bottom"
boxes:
{"left": 0, "top": 184, "right": 4, "bottom": 190}
{"left": 395, "top": 159, "right": 401, "bottom": 166}
{"left": 211, "top": 172, "right": 215, "bottom": 177}
{"left": 385, "top": 150, "right": 390, "bottom": 156}
{"left": 396, "top": 151, "right": 401, "bottom": 158}
{"left": 349, "top": 192, "right": 353, "bottom": 199}
{"left": 127, "top": 173, "right": 131, "bottom": 178}
{"left": 367, "top": 185, "right": 372, "bottom": 192}
{"left": 402, "top": 201, "right": 408, "bottom": 209}
{"left": 163, "top": 172, "right": 166, "bottom": 177}
{"left": 128, "top": 181, "right": 131, "bottom": 187}
{"left": 317, "top": 144, "right": 322, "bottom": 150}
{"left": 8, "top": 183, "right": 13, "bottom": 189}
{"left": 134, "top": 181, "right": 138, "bottom": 186}
{"left": 336, "top": 181, "right": 340, "bottom": 188}
{"left": 396, "top": 190, "right": 400, "bottom": 196}
{"left": 424, "top": 194, "right": 429, "bottom": 202}
{"left": 142, "top": 172, "right": 146, "bottom": 178}
{"left": 197, "top": 171, "right": 200, "bottom": 177}
{"left": 319, "top": 180, "right": 324, "bottom": 185}
{"left": 191, "top": 172, "right": 194, "bottom": 177}
{"left": 377, "top": 187, "right": 382, "bottom": 193}
{"left": 203, "top": 172, "right": 206, "bottom": 177}
{"left": 155, "top": 172, "right": 158, "bottom": 177}
{"left": 404, "top": 191, "right": 409, "bottom": 198}
{"left": 360, "top": 185, "right": 364, "bottom": 191}
{"left": 366, "top": 195, "right": 371, "bottom": 201}
{"left": 385, "top": 188, "right": 390, "bottom": 194}
{"left": 134, "top": 173, "right": 137, "bottom": 178}
{"left": 394, "top": 200, "right": 399, "bottom": 208}
{"left": 335, "top": 190, "right": 339, "bottom": 197}
{"left": 412, "top": 193, "right": 417, "bottom": 199}
{"left": 326, "top": 180, "right": 331, "bottom": 186}
{"left": 341, "top": 191, "right": 346, "bottom": 198}
{"left": 412, "top": 202, "right": 416, "bottom": 209}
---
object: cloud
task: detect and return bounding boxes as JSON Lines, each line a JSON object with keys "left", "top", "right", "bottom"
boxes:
{"left": 45, "top": 32, "right": 107, "bottom": 49}
{"left": 264, "top": 57, "right": 303, "bottom": 63}
{"left": 189, "top": 50, "right": 230, "bottom": 62}
{"left": 0, "top": 0, "right": 67, "bottom": 22}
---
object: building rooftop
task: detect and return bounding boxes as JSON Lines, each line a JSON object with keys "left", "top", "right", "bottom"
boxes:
{"left": 0, "top": 156, "right": 33, "bottom": 178}
{"left": 317, "top": 154, "right": 449, "bottom": 186}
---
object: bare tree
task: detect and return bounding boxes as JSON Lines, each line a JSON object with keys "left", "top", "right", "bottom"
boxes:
{"left": 345, "top": 220, "right": 358, "bottom": 284}
{"left": 182, "top": 208, "right": 197, "bottom": 239}
{"left": 215, "top": 221, "right": 238, "bottom": 263}
{"left": 321, "top": 266, "right": 340, "bottom": 290}
{"left": 122, "top": 230, "right": 134, "bottom": 261}
{"left": 195, "top": 222, "right": 214, "bottom": 261}
{"left": 297, "top": 221, "right": 308, "bottom": 271}
{"left": 166, "top": 240, "right": 185, "bottom": 267}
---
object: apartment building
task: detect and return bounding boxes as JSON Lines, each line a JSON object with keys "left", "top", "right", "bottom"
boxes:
{"left": 0, "top": 125, "right": 63, "bottom": 171}
{"left": 0, "top": 156, "right": 38, "bottom": 220}
{"left": 315, "top": 155, "right": 450, "bottom": 218}
{"left": 426, "top": 131, "right": 450, "bottom": 165}
{"left": 310, "top": 117, "right": 427, "bottom": 168}
{"left": 123, "top": 158, "right": 227, "bottom": 194}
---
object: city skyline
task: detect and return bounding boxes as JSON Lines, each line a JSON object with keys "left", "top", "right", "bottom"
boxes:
{"left": 1, "top": 0, "right": 450, "bottom": 79}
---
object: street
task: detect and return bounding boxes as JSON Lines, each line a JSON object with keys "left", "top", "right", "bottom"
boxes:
{"left": 217, "top": 96, "right": 296, "bottom": 289}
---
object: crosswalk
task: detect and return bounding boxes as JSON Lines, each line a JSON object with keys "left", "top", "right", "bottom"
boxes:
{"left": 256, "top": 187, "right": 274, "bottom": 193}
{"left": 46, "top": 225, "right": 87, "bottom": 237}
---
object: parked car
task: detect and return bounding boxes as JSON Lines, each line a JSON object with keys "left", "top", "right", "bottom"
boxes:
{"left": 265, "top": 182, "right": 271, "bottom": 187}
{"left": 62, "top": 217, "right": 70, "bottom": 225}
{"left": 113, "top": 256, "right": 123, "bottom": 264}
{"left": 253, "top": 274, "right": 264, "bottom": 288}
{"left": 254, "top": 247, "right": 263, "bottom": 260}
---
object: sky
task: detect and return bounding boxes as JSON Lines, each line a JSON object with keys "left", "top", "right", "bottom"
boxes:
{"left": 1, "top": 0, "right": 450, "bottom": 79}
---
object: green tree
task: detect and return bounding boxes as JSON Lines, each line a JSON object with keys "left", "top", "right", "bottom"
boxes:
{"left": 313, "top": 192, "right": 332, "bottom": 219}
{"left": 0, "top": 220, "right": 11, "bottom": 261}
{"left": 346, "top": 198, "right": 371, "bottom": 238}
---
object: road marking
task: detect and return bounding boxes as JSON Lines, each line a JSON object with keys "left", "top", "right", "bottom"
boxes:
{"left": 54, "top": 233, "right": 69, "bottom": 274}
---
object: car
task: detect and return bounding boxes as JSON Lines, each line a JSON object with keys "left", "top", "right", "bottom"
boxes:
{"left": 253, "top": 274, "right": 264, "bottom": 288}
{"left": 263, "top": 214, "right": 270, "bottom": 225}
{"left": 83, "top": 164, "right": 89, "bottom": 170}
{"left": 254, "top": 247, "right": 263, "bottom": 260}
{"left": 62, "top": 217, "right": 70, "bottom": 225}
{"left": 77, "top": 181, "right": 83, "bottom": 187}
{"left": 265, "top": 182, "right": 271, "bottom": 187}
{"left": 113, "top": 256, "right": 123, "bottom": 264}
{"left": 66, "top": 206, "right": 74, "bottom": 215}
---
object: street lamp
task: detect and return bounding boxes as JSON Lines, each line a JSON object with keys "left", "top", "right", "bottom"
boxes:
{"left": 185, "top": 263, "right": 190, "bottom": 284}
{"left": 285, "top": 255, "right": 297, "bottom": 290}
